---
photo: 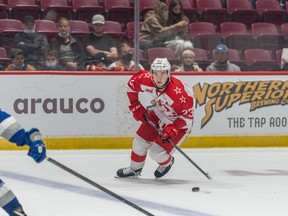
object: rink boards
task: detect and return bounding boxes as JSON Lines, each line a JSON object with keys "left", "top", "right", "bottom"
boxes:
{"left": 1, "top": 71, "right": 288, "bottom": 149}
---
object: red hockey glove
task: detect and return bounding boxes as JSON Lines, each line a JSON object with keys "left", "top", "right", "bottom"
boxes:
{"left": 129, "top": 101, "right": 148, "bottom": 122}
{"left": 162, "top": 124, "right": 178, "bottom": 143}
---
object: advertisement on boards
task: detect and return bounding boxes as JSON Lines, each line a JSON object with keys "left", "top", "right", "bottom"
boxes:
{"left": 0, "top": 73, "right": 288, "bottom": 137}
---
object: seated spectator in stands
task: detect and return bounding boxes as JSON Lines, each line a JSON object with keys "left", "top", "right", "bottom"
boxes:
{"left": 13, "top": 15, "right": 50, "bottom": 69}
{"left": 5, "top": 49, "right": 36, "bottom": 71}
{"left": 165, "top": 0, "right": 193, "bottom": 58}
{"left": 173, "top": 49, "right": 202, "bottom": 72}
{"left": 51, "top": 17, "right": 85, "bottom": 71}
{"left": 206, "top": 44, "right": 241, "bottom": 71}
{"left": 38, "top": 50, "right": 64, "bottom": 70}
{"left": 83, "top": 14, "right": 118, "bottom": 66}
{"left": 139, "top": 0, "right": 188, "bottom": 57}
{"left": 109, "top": 42, "right": 144, "bottom": 71}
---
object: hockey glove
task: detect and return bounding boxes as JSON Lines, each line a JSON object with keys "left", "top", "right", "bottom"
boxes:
{"left": 162, "top": 124, "right": 178, "bottom": 143}
{"left": 25, "top": 128, "right": 46, "bottom": 163}
{"left": 129, "top": 101, "right": 148, "bottom": 122}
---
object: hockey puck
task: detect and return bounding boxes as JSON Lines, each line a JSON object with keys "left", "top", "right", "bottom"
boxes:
{"left": 192, "top": 187, "right": 200, "bottom": 192}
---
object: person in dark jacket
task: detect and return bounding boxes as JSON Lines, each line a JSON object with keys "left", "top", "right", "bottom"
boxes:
{"left": 13, "top": 15, "right": 50, "bottom": 69}
{"left": 50, "top": 17, "right": 85, "bottom": 71}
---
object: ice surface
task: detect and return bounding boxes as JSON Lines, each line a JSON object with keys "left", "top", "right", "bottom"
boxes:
{"left": 1, "top": 148, "right": 288, "bottom": 216}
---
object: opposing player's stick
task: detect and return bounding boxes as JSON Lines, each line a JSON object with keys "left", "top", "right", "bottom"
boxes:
{"left": 143, "top": 114, "right": 212, "bottom": 180}
{"left": 46, "top": 157, "right": 155, "bottom": 216}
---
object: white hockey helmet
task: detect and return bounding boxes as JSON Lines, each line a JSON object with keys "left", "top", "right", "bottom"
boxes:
{"left": 150, "top": 58, "right": 171, "bottom": 75}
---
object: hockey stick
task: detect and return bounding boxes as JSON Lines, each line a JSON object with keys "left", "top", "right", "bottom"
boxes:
{"left": 143, "top": 114, "right": 212, "bottom": 180}
{"left": 46, "top": 157, "right": 155, "bottom": 216}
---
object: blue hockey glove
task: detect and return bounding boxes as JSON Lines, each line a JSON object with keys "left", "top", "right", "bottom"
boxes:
{"left": 25, "top": 128, "right": 46, "bottom": 163}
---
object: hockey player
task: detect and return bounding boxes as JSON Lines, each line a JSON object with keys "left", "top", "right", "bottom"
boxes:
{"left": 0, "top": 108, "right": 46, "bottom": 216}
{"left": 117, "top": 58, "right": 194, "bottom": 178}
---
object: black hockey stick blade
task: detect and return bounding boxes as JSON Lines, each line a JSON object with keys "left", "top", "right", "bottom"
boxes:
{"left": 143, "top": 114, "right": 212, "bottom": 180}
{"left": 46, "top": 156, "right": 155, "bottom": 216}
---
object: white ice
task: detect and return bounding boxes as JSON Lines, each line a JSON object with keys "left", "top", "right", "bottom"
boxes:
{"left": 1, "top": 148, "right": 288, "bottom": 216}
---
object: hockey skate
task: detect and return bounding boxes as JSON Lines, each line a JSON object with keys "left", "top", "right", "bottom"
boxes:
{"left": 154, "top": 157, "right": 175, "bottom": 178}
{"left": 116, "top": 167, "right": 142, "bottom": 178}
{"left": 13, "top": 205, "right": 27, "bottom": 216}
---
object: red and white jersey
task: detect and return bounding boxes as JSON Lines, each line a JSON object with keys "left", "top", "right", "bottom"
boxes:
{"left": 127, "top": 70, "right": 194, "bottom": 131}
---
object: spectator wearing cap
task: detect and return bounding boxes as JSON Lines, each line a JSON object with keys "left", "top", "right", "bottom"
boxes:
{"left": 13, "top": 15, "right": 50, "bottom": 69}
{"left": 5, "top": 49, "right": 36, "bottom": 71}
{"left": 206, "top": 44, "right": 241, "bottom": 71}
{"left": 50, "top": 17, "right": 85, "bottom": 71}
{"left": 83, "top": 14, "right": 118, "bottom": 66}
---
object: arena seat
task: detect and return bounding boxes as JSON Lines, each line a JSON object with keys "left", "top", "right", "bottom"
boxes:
{"left": 251, "top": 22, "right": 284, "bottom": 51}
{"left": 0, "top": 0, "right": 6, "bottom": 19}
{"left": 7, "top": 0, "right": 40, "bottom": 20}
{"left": 35, "top": 19, "right": 57, "bottom": 36}
{"left": 40, "top": 0, "right": 73, "bottom": 21}
{"left": 104, "top": 20, "right": 126, "bottom": 41}
{"left": 245, "top": 49, "right": 279, "bottom": 71}
{"left": 189, "top": 22, "right": 222, "bottom": 51}
{"left": 221, "top": 22, "right": 253, "bottom": 51}
{"left": 104, "top": 0, "right": 133, "bottom": 31}
{"left": 72, "top": 0, "right": 104, "bottom": 23}
{"left": 226, "top": 0, "right": 258, "bottom": 28}
{"left": 256, "top": 0, "right": 286, "bottom": 26}
{"left": 139, "top": 0, "right": 157, "bottom": 19}
{"left": 197, "top": 0, "right": 228, "bottom": 30}
{"left": 191, "top": 48, "right": 212, "bottom": 70}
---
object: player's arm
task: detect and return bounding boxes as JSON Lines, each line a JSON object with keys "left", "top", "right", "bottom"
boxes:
{"left": 126, "top": 71, "right": 149, "bottom": 122}
{"left": 0, "top": 109, "right": 46, "bottom": 163}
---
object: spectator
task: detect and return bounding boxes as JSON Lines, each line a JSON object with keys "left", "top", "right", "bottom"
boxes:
{"left": 165, "top": 0, "right": 193, "bottom": 58}
{"left": 50, "top": 17, "right": 85, "bottom": 71}
{"left": 38, "top": 49, "right": 64, "bottom": 70}
{"left": 139, "top": 1, "right": 188, "bottom": 57}
{"left": 173, "top": 49, "right": 203, "bottom": 71}
{"left": 13, "top": 15, "right": 50, "bottom": 69}
{"left": 109, "top": 42, "right": 144, "bottom": 71}
{"left": 83, "top": 14, "right": 118, "bottom": 66}
{"left": 206, "top": 44, "right": 241, "bottom": 71}
{"left": 5, "top": 49, "right": 36, "bottom": 71}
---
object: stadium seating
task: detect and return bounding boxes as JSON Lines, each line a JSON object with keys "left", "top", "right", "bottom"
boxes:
{"left": 35, "top": 19, "right": 57, "bottom": 37}
{"left": 7, "top": 0, "right": 40, "bottom": 20}
{"left": 139, "top": 0, "right": 157, "bottom": 19}
{"left": 104, "top": 0, "right": 134, "bottom": 30}
{"left": 68, "top": 20, "right": 90, "bottom": 38}
{"left": 72, "top": 0, "right": 104, "bottom": 23}
{"left": 189, "top": 22, "right": 222, "bottom": 51}
{"left": 0, "top": 47, "right": 11, "bottom": 65}
{"left": 191, "top": 48, "right": 212, "bottom": 70}
{"left": 0, "top": 0, "right": 6, "bottom": 19}
{"left": 251, "top": 22, "right": 285, "bottom": 51}
{"left": 103, "top": 20, "right": 126, "bottom": 41}
{"left": 256, "top": 0, "right": 286, "bottom": 26}
{"left": 245, "top": 49, "right": 279, "bottom": 71}
{"left": 40, "top": 0, "right": 73, "bottom": 21}
{"left": 126, "top": 21, "right": 143, "bottom": 42}
{"left": 197, "top": 0, "right": 228, "bottom": 30}
{"left": 226, "top": 0, "right": 258, "bottom": 28}
{"left": 221, "top": 22, "right": 253, "bottom": 51}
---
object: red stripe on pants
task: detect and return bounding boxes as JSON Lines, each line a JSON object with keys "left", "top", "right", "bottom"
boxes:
{"left": 131, "top": 151, "right": 147, "bottom": 163}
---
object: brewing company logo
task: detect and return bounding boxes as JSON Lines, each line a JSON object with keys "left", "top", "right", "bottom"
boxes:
{"left": 193, "top": 80, "right": 288, "bottom": 128}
